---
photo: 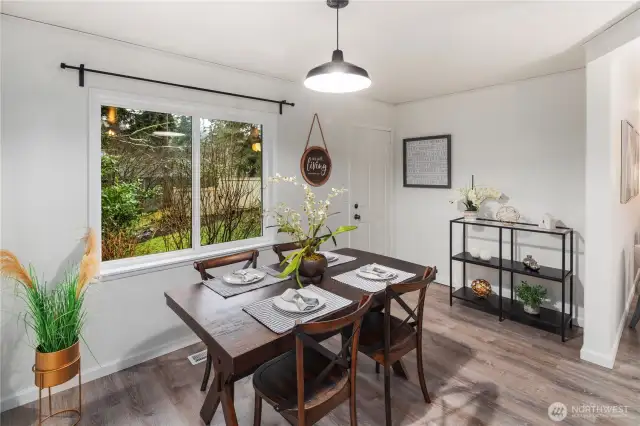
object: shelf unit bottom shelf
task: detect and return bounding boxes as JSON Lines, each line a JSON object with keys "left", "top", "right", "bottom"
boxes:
{"left": 452, "top": 287, "right": 571, "bottom": 336}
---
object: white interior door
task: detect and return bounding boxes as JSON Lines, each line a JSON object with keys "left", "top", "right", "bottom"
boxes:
{"left": 348, "top": 126, "right": 391, "bottom": 255}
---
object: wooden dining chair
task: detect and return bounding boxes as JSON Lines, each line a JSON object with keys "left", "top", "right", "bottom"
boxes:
{"left": 346, "top": 266, "right": 437, "bottom": 426}
{"left": 252, "top": 295, "right": 374, "bottom": 426}
{"left": 192, "top": 249, "right": 258, "bottom": 392}
{"left": 272, "top": 241, "right": 306, "bottom": 263}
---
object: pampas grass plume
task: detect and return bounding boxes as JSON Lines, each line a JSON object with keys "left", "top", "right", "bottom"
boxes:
{"left": 0, "top": 250, "right": 33, "bottom": 289}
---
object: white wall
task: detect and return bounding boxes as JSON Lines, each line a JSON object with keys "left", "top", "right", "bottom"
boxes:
{"left": 582, "top": 37, "right": 640, "bottom": 368}
{"left": 393, "top": 70, "right": 586, "bottom": 321}
{"left": 0, "top": 15, "right": 393, "bottom": 411}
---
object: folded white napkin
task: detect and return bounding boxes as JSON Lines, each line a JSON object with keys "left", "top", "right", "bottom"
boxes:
{"left": 232, "top": 269, "right": 258, "bottom": 282}
{"left": 360, "top": 263, "right": 396, "bottom": 279}
{"left": 281, "top": 289, "right": 320, "bottom": 312}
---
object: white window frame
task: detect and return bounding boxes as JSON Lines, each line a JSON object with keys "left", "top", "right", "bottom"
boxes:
{"left": 89, "top": 89, "right": 277, "bottom": 279}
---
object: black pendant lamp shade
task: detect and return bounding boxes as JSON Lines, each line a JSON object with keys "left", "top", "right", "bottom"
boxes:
{"left": 304, "top": 0, "right": 371, "bottom": 93}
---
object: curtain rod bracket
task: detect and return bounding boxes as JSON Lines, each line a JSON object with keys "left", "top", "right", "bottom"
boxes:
{"left": 79, "top": 64, "right": 85, "bottom": 87}
{"left": 59, "top": 62, "right": 295, "bottom": 114}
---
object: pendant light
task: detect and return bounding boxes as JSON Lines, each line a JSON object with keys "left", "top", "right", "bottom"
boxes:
{"left": 304, "top": 0, "right": 371, "bottom": 93}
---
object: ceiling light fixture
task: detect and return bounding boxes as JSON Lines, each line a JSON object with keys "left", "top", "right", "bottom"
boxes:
{"left": 304, "top": 0, "right": 371, "bottom": 93}
{"left": 152, "top": 131, "right": 186, "bottom": 137}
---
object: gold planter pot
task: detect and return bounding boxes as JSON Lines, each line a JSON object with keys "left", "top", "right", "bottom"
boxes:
{"left": 33, "top": 341, "right": 82, "bottom": 425}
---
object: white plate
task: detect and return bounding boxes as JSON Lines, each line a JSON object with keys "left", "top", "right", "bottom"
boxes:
{"left": 317, "top": 251, "right": 339, "bottom": 263}
{"left": 272, "top": 289, "right": 327, "bottom": 314}
{"left": 356, "top": 268, "right": 397, "bottom": 281}
{"left": 222, "top": 269, "right": 267, "bottom": 285}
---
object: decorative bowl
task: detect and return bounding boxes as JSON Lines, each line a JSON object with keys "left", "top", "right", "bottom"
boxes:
{"left": 471, "top": 279, "right": 492, "bottom": 298}
{"left": 496, "top": 206, "right": 520, "bottom": 224}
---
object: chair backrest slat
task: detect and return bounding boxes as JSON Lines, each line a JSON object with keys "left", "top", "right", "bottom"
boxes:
{"left": 291, "top": 295, "right": 373, "bottom": 422}
{"left": 272, "top": 241, "right": 304, "bottom": 262}
{"left": 385, "top": 266, "right": 437, "bottom": 338}
{"left": 193, "top": 250, "right": 259, "bottom": 281}
{"left": 272, "top": 239, "right": 319, "bottom": 263}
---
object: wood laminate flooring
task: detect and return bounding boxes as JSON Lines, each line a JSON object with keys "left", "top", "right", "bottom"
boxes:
{"left": 2, "top": 284, "right": 639, "bottom": 426}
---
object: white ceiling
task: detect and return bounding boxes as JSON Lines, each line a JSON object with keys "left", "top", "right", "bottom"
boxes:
{"left": 3, "top": 1, "right": 634, "bottom": 104}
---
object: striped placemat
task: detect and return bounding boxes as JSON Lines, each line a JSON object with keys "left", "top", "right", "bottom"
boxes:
{"left": 262, "top": 252, "right": 357, "bottom": 276}
{"left": 242, "top": 285, "right": 354, "bottom": 334}
{"left": 331, "top": 264, "right": 416, "bottom": 293}
{"left": 203, "top": 268, "right": 288, "bottom": 298}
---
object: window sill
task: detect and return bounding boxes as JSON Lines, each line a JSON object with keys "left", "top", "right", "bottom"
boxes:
{"left": 99, "top": 240, "right": 277, "bottom": 282}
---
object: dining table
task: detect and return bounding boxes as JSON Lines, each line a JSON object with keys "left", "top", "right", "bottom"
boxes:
{"left": 164, "top": 247, "right": 427, "bottom": 425}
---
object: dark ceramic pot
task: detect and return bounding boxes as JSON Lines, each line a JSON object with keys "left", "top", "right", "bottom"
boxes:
{"left": 298, "top": 253, "right": 328, "bottom": 280}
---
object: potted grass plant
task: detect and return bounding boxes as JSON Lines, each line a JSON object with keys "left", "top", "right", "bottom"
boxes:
{"left": 267, "top": 174, "right": 356, "bottom": 287}
{"left": 0, "top": 230, "right": 98, "bottom": 390}
{"left": 515, "top": 281, "right": 549, "bottom": 315}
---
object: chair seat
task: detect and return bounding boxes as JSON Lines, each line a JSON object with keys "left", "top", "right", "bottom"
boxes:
{"left": 253, "top": 346, "right": 349, "bottom": 412}
{"left": 351, "top": 312, "right": 416, "bottom": 357}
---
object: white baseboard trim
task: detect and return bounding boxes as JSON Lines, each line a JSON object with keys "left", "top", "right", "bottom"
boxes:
{"left": 580, "top": 347, "right": 616, "bottom": 369}
{"left": 0, "top": 334, "right": 200, "bottom": 413}
{"left": 580, "top": 287, "right": 636, "bottom": 369}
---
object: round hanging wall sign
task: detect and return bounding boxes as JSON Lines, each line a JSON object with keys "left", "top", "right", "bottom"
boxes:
{"left": 301, "top": 113, "right": 332, "bottom": 186}
{"left": 301, "top": 146, "right": 332, "bottom": 186}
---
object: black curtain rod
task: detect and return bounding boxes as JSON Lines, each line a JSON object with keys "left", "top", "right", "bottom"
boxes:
{"left": 60, "top": 63, "right": 295, "bottom": 114}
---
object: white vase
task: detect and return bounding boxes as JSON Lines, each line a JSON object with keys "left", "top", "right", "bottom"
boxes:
{"left": 469, "top": 247, "right": 480, "bottom": 258}
{"left": 464, "top": 210, "right": 478, "bottom": 221}
{"left": 524, "top": 304, "right": 540, "bottom": 315}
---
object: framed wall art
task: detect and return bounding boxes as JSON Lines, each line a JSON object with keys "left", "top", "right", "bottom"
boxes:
{"left": 403, "top": 134, "right": 451, "bottom": 188}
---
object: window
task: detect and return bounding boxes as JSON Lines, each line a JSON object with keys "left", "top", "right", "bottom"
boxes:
{"left": 200, "top": 119, "right": 263, "bottom": 247}
{"left": 91, "top": 91, "right": 275, "bottom": 272}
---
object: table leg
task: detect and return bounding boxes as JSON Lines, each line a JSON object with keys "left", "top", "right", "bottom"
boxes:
{"left": 200, "top": 371, "right": 222, "bottom": 425}
{"left": 221, "top": 380, "right": 239, "bottom": 426}
{"left": 392, "top": 360, "right": 409, "bottom": 379}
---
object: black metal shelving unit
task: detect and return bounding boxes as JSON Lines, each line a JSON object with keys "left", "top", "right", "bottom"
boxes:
{"left": 449, "top": 217, "right": 574, "bottom": 342}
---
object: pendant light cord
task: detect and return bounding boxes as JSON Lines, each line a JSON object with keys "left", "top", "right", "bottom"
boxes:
{"left": 336, "top": 7, "right": 339, "bottom": 50}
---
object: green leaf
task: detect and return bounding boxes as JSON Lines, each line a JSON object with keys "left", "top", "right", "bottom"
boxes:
{"left": 279, "top": 250, "right": 303, "bottom": 278}
{"left": 280, "top": 250, "right": 300, "bottom": 266}
{"left": 325, "top": 225, "right": 337, "bottom": 247}
{"left": 316, "top": 225, "right": 357, "bottom": 246}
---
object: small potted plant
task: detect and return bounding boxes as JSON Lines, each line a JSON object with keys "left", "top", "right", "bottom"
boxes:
{"left": 450, "top": 175, "right": 501, "bottom": 221}
{"left": 515, "top": 281, "right": 548, "bottom": 315}
{"left": 266, "top": 174, "right": 356, "bottom": 287}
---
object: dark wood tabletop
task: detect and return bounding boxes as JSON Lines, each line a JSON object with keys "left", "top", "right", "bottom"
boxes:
{"left": 165, "top": 247, "right": 426, "bottom": 425}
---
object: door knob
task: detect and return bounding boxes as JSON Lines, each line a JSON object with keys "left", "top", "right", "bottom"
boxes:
{"left": 354, "top": 213, "right": 361, "bottom": 220}
{"left": 354, "top": 203, "right": 359, "bottom": 209}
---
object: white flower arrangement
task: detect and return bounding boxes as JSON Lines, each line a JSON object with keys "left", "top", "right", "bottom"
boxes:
{"left": 450, "top": 185, "right": 501, "bottom": 211}
{"left": 266, "top": 174, "right": 355, "bottom": 286}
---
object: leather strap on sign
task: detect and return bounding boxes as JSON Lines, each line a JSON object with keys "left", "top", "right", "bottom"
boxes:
{"left": 301, "top": 113, "right": 332, "bottom": 186}
{"left": 305, "top": 113, "right": 329, "bottom": 153}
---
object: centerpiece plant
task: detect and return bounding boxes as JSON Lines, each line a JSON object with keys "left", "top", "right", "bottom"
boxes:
{"left": 267, "top": 174, "right": 356, "bottom": 287}
{"left": 0, "top": 229, "right": 99, "bottom": 390}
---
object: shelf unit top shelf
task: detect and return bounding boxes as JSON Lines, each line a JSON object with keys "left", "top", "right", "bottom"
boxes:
{"left": 451, "top": 252, "right": 571, "bottom": 282}
{"left": 451, "top": 217, "right": 572, "bottom": 236}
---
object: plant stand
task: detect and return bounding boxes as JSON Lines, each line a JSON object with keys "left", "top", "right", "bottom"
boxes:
{"left": 33, "top": 343, "right": 82, "bottom": 425}
{"left": 448, "top": 217, "right": 574, "bottom": 342}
